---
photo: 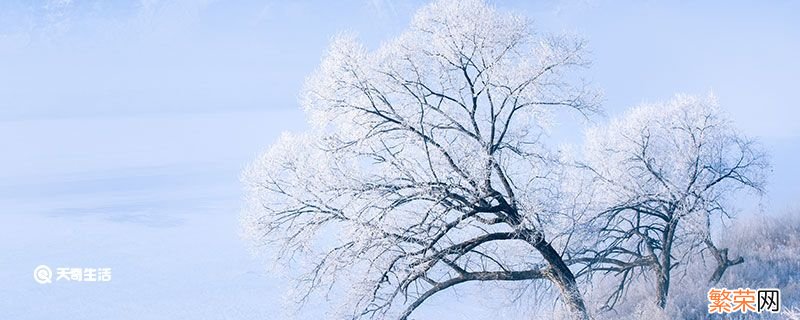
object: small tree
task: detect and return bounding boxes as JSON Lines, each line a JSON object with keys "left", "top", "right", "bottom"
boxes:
{"left": 242, "top": 0, "right": 598, "bottom": 318}
{"left": 580, "top": 94, "right": 768, "bottom": 309}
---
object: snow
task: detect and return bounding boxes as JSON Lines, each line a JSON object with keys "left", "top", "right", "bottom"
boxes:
{"left": 0, "top": 110, "right": 299, "bottom": 319}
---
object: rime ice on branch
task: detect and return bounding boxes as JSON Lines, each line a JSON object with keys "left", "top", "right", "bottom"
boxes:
{"left": 579, "top": 94, "right": 768, "bottom": 310}
{"left": 242, "top": 0, "right": 599, "bottom": 319}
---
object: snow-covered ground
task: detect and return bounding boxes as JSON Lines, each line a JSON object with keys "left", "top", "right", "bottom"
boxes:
{"left": 0, "top": 110, "right": 295, "bottom": 319}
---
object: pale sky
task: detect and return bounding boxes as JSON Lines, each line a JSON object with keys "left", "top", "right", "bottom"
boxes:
{"left": 1, "top": 0, "right": 796, "bottom": 207}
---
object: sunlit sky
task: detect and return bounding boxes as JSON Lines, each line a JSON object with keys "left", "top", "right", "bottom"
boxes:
{"left": 0, "top": 1, "right": 797, "bottom": 318}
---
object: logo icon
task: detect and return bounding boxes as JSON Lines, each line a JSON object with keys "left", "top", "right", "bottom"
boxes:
{"left": 33, "top": 265, "right": 53, "bottom": 284}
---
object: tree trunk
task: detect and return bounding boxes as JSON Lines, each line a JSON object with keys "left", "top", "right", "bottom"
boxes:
{"left": 655, "top": 269, "right": 669, "bottom": 309}
{"left": 708, "top": 257, "right": 743, "bottom": 285}
{"left": 534, "top": 240, "right": 590, "bottom": 320}
{"left": 705, "top": 239, "right": 745, "bottom": 285}
{"left": 656, "top": 220, "right": 677, "bottom": 309}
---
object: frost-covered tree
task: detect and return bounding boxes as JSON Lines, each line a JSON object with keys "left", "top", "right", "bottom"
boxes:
{"left": 242, "top": 0, "right": 599, "bottom": 319}
{"left": 580, "top": 94, "right": 768, "bottom": 310}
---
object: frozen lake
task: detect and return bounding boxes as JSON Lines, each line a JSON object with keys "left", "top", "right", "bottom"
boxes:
{"left": 0, "top": 110, "right": 294, "bottom": 319}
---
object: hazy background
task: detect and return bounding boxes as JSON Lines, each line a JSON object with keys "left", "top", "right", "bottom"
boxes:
{"left": 1, "top": 1, "right": 797, "bottom": 318}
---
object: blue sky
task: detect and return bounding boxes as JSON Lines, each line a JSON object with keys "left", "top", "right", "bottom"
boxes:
{"left": 0, "top": 1, "right": 798, "bottom": 319}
